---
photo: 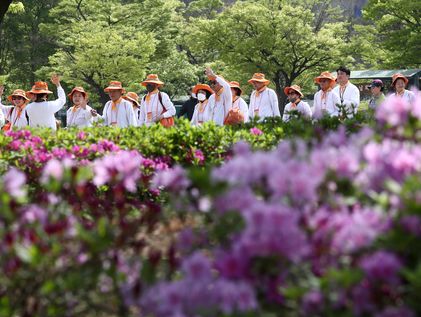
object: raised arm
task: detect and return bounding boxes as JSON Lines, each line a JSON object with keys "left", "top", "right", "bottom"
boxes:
{"left": 48, "top": 74, "right": 66, "bottom": 113}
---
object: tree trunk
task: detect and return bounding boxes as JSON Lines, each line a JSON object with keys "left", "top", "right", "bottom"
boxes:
{"left": 0, "top": 0, "right": 12, "bottom": 26}
{"left": 273, "top": 72, "right": 290, "bottom": 116}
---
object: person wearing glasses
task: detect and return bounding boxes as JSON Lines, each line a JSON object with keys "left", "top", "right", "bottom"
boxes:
{"left": 205, "top": 67, "right": 233, "bottom": 125}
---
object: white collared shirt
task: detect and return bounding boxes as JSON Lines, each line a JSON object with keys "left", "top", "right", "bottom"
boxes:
{"left": 312, "top": 89, "right": 341, "bottom": 118}
{"left": 283, "top": 100, "right": 312, "bottom": 122}
{"left": 333, "top": 82, "right": 360, "bottom": 115}
{"left": 0, "top": 99, "right": 29, "bottom": 129}
{"left": 248, "top": 87, "right": 280, "bottom": 120}
{"left": 25, "top": 86, "right": 66, "bottom": 130}
{"left": 139, "top": 91, "right": 176, "bottom": 126}
{"left": 101, "top": 98, "right": 137, "bottom": 128}
{"left": 392, "top": 90, "right": 415, "bottom": 104}
{"left": 191, "top": 100, "right": 211, "bottom": 126}
{"left": 66, "top": 105, "right": 95, "bottom": 128}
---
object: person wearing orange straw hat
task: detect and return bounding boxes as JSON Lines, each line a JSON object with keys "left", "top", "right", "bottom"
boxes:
{"left": 190, "top": 83, "right": 213, "bottom": 126}
{"left": 204, "top": 67, "right": 233, "bottom": 126}
{"left": 66, "top": 87, "right": 97, "bottom": 128}
{"left": 312, "top": 71, "right": 341, "bottom": 118}
{"left": 282, "top": 85, "right": 312, "bottom": 122}
{"left": 123, "top": 91, "right": 141, "bottom": 126}
{"left": 25, "top": 74, "right": 66, "bottom": 130}
{"left": 390, "top": 73, "right": 415, "bottom": 104}
{"left": 0, "top": 87, "right": 30, "bottom": 130}
{"left": 228, "top": 81, "right": 249, "bottom": 123}
{"left": 247, "top": 73, "right": 280, "bottom": 120}
{"left": 94, "top": 81, "right": 136, "bottom": 128}
{"left": 138, "top": 74, "right": 176, "bottom": 127}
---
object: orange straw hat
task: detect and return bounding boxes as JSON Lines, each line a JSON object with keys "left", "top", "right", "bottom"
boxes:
{"left": 141, "top": 74, "right": 164, "bottom": 87}
{"left": 7, "top": 89, "right": 30, "bottom": 102}
{"left": 248, "top": 73, "right": 270, "bottom": 85}
{"left": 192, "top": 83, "right": 214, "bottom": 95}
{"left": 283, "top": 85, "right": 304, "bottom": 98}
{"left": 229, "top": 81, "right": 243, "bottom": 95}
{"left": 314, "top": 71, "right": 336, "bottom": 88}
{"left": 104, "top": 81, "right": 126, "bottom": 93}
{"left": 28, "top": 81, "right": 53, "bottom": 94}
{"left": 391, "top": 73, "right": 409, "bottom": 86}
{"left": 68, "top": 86, "right": 88, "bottom": 99}
{"left": 123, "top": 91, "right": 140, "bottom": 107}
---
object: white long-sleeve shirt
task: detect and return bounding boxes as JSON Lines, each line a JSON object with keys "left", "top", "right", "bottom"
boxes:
{"left": 66, "top": 105, "right": 95, "bottom": 128}
{"left": 207, "top": 76, "right": 232, "bottom": 126}
{"left": 333, "top": 82, "right": 360, "bottom": 115}
{"left": 101, "top": 98, "right": 137, "bottom": 128}
{"left": 191, "top": 100, "right": 211, "bottom": 126}
{"left": 248, "top": 87, "right": 280, "bottom": 120}
{"left": 25, "top": 86, "right": 66, "bottom": 130}
{"left": 312, "top": 89, "right": 341, "bottom": 118}
{"left": 391, "top": 90, "right": 415, "bottom": 104}
{"left": 139, "top": 91, "right": 176, "bottom": 126}
{"left": 282, "top": 100, "right": 312, "bottom": 122}
{"left": 232, "top": 97, "right": 249, "bottom": 123}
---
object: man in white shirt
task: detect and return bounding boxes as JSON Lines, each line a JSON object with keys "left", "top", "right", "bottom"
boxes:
{"left": 138, "top": 74, "right": 176, "bottom": 127}
{"left": 205, "top": 68, "right": 232, "bottom": 126}
{"left": 25, "top": 74, "right": 66, "bottom": 130}
{"left": 95, "top": 81, "right": 136, "bottom": 128}
{"left": 333, "top": 66, "right": 360, "bottom": 117}
{"left": 312, "top": 71, "right": 341, "bottom": 118}
{"left": 282, "top": 85, "right": 312, "bottom": 122}
{"left": 247, "top": 73, "right": 280, "bottom": 121}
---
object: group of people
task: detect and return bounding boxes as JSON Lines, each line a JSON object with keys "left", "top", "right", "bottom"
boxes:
{"left": 0, "top": 66, "right": 416, "bottom": 131}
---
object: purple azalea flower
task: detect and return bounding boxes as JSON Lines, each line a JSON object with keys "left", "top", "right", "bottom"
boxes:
{"left": 3, "top": 168, "right": 26, "bottom": 198}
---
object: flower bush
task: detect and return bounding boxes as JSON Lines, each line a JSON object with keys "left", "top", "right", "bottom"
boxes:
{"left": 1, "top": 93, "right": 421, "bottom": 316}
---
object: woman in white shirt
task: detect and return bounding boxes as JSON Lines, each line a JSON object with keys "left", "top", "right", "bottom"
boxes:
{"left": 66, "top": 87, "right": 96, "bottom": 128}
{"left": 391, "top": 73, "right": 415, "bottom": 104}
{"left": 25, "top": 74, "right": 66, "bottom": 130}
{"left": 123, "top": 92, "right": 141, "bottom": 126}
{"left": 1, "top": 88, "right": 29, "bottom": 130}
{"left": 228, "top": 81, "right": 249, "bottom": 123}
{"left": 191, "top": 84, "right": 214, "bottom": 126}
{"left": 282, "top": 85, "right": 312, "bottom": 121}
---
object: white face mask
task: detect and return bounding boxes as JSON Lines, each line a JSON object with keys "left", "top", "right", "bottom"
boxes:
{"left": 197, "top": 93, "right": 206, "bottom": 101}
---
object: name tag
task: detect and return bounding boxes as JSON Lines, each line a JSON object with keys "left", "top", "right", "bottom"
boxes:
{"left": 147, "top": 112, "right": 152, "bottom": 121}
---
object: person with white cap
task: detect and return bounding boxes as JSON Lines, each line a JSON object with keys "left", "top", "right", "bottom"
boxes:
{"left": 66, "top": 86, "right": 96, "bottom": 128}
{"left": 93, "top": 81, "right": 136, "bottom": 128}
{"left": 0, "top": 87, "right": 30, "bottom": 130}
{"left": 25, "top": 74, "right": 66, "bottom": 130}
{"left": 138, "top": 74, "right": 176, "bottom": 127}
{"left": 247, "top": 73, "right": 280, "bottom": 121}
{"left": 282, "top": 85, "right": 312, "bottom": 122}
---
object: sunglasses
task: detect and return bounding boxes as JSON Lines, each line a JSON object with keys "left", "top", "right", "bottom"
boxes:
{"left": 12, "top": 96, "right": 24, "bottom": 100}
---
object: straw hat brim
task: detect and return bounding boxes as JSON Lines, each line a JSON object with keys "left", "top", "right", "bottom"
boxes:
{"left": 392, "top": 76, "right": 408, "bottom": 86}
{"left": 192, "top": 84, "right": 214, "bottom": 95}
{"left": 141, "top": 80, "right": 164, "bottom": 87}
{"left": 283, "top": 87, "right": 304, "bottom": 97}
{"left": 28, "top": 89, "right": 53, "bottom": 94}
{"left": 104, "top": 87, "right": 126, "bottom": 93}
{"left": 7, "top": 94, "right": 29, "bottom": 102}
{"left": 248, "top": 78, "right": 270, "bottom": 85}
{"left": 123, "top": 96, "right": 140, "bottom": 107}
{"left": 68, "top": 89, "right": 88, "bottom": 99}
